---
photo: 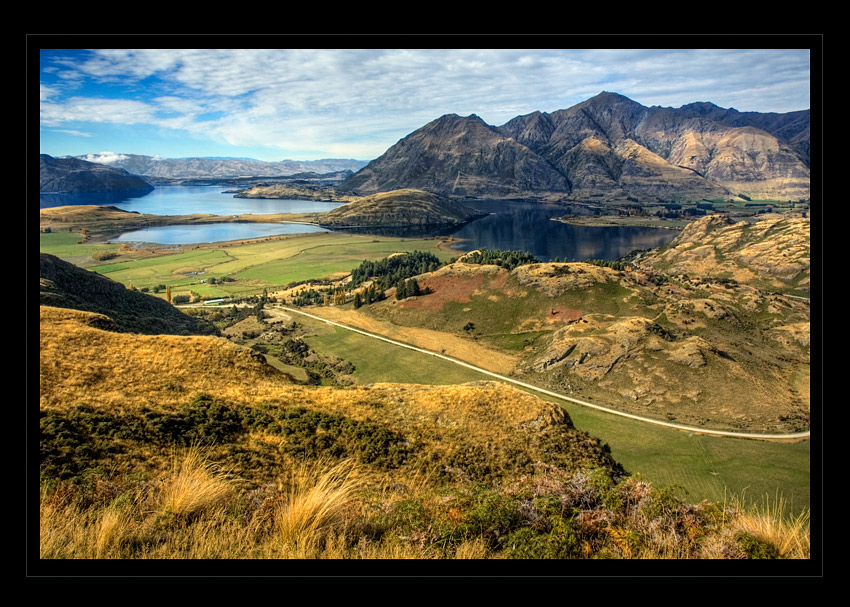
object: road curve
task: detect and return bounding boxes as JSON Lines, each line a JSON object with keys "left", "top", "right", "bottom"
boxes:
{"left": 281, "top": 306, "right": 811, "bottom": 442}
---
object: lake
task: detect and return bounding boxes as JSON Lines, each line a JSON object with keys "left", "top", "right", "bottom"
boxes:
{"left": 40, "top": 186, "right": 679, "bottom": 261}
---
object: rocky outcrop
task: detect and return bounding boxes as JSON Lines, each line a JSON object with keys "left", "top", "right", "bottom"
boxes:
{"left": 638, "top": 213, "right": 811, "bottom": 290}
{"left": 531, "top": 316, "right": 673, "bottom": 381}
{"left": 39, "top": 154, "right": 154, "bottom": 194}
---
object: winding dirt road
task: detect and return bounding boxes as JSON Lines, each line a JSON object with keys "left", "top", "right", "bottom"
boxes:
{"left": 281, "top": 305, "right": 811, "bottom": 442}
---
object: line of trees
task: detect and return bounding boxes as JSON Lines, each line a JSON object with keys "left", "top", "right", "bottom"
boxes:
{"left": 460, "top": 249, "right": 538, "bottom": 271}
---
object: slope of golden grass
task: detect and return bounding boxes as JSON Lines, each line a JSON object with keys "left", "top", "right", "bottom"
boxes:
{"left": 38, "top": 305, "right": 812, "bottom": 562}
{"left": 39, "top": 305, "right": 293, "bottom": 410}
{"left": 39, "top": 304, "right": 573, "bottom": 453}
{"left": 640, "top": 213, "right": 810, "bottom": 290}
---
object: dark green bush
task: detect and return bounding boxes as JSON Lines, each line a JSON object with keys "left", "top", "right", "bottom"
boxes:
{"left": 736, "top": 532, "right": 780, "bottom": 559}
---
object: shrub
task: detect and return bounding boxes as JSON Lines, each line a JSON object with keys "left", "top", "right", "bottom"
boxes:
{"left": 91, "top": 250, "right": 118, "bottom": 262}
{"left": 735, "top": 531, "right": 780, "bottom": 559}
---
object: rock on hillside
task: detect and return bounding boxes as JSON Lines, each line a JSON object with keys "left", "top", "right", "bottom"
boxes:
{"left": 39, "top": 253, "right": 218, "bottom": 336}
{"left": 39, "top": 154, "right": 154, "bottom": 194}
{"left": 636, "top": 213, "right": 811, "bottom": 291}
{"left": 315, "top": 188, "right": 487, "bottom": 228}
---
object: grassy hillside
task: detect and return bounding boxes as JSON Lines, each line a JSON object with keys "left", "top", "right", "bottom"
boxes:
{"left": 332, "top": 246, "right": 810, "bottom": 434}
{"left": 38, "top": 304, "right": 811, "bottom": 562}
{"left": 40, "top": 253, "right": 218, "bottom": 336}
{"left": 36, "top": 213, "right": 813, "bottom": 562}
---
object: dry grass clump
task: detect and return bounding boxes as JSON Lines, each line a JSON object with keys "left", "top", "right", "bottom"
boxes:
{"left": 157, "top": 446, "right": 236, "bottom": 521}
{"left": 274, "top": 458, "right": 363, "bottom": 557}
{"left": 729, "top": 494, "right": 810, "bottom": 559}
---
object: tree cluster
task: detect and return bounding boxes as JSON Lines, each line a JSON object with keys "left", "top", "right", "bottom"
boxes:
{"left": 395, "top": 277, "right": 425, "bottom": 300}
{"left": 349, "top": 251, "right": 442, "bottom": 292}
{"left": 353, "top": 283, "right": 385, "bottom": 309}
{"left": 461, "top": 249, "right": 538, "bottom": 271}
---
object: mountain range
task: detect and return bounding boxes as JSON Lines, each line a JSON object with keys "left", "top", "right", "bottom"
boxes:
{"left": 340, "top": 92, "right": 810, "bottom": 202}
{"left": 76, "top": 154, "right": 368, "bottom": 181}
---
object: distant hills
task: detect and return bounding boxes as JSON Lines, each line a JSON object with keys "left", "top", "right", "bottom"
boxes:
{"left": 340, "top": 92, "right": 810, "bottom": 202}
{"left": 75, "top": 153, "right": 368, "bottom": 181}
{"left": 39, "top": 154, "right": 154, "bottom": 194}
{"left": 42, "top": 92, "right": 810, "bottom": 204}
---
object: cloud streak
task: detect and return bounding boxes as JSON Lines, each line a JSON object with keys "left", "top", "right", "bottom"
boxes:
{"left": 39, "top": 47, "right": 812, "bottom": 160}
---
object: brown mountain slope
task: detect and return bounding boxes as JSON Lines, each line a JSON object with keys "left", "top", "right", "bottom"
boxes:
{"left": 341, "top": 92, "right": 809, "bottom": 202}
{"left": 341, "top": 113, "right": 570, "bottom": 199}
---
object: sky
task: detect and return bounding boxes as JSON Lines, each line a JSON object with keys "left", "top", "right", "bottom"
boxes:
{"left": 37, "top": 43, "right": 814, "bottom": 163}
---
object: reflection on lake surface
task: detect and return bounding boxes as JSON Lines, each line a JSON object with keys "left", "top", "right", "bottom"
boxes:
{"left": 111, "top": 223, "right": 329, "bottom": 245}
{"left": 41, "top": 186, "right": 679, "bottom": 260}
{"left": 448, "top": 200, "right": 679, "bottom": 261}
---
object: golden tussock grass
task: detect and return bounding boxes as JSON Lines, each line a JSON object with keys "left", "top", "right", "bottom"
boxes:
{"left": 39, "top": 305, "right": 294, "bottom": 409}
{"left": 157, "top": 446, "right": 235, "bottom": 520}
{"left": 273, "top": 458, "right": 364, "bottom": 557}
{"left": 730, "top": 494, "right": 811, "bottom": 559}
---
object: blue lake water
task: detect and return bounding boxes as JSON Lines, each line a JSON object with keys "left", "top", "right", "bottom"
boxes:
{"left": 39, "top": 185, "right": 346, "bottom": 216}
{"left": 111, "top": 223, "right": 330, "bottom": 245}
{"left": 40, "top": 186, "right": 679, "bottom": 260}
{"left": 449, "top": 200, "right": 679, "bottom": 262}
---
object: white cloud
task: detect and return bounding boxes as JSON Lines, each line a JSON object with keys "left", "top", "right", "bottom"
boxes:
{"left": 39, "top": 48, "right": 811, "bottom": 159}
{"left": 47, "top": 129, "right": 94, "bottom": 138}
{"left": 82, "top": 152, "right": 129, "bottom": 164}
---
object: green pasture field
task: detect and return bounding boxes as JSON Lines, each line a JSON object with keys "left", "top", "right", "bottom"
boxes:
{"left": 40, "top": 231, "right": 458, "bottom": 299}
{"left": 231, "top": 236, "right": 457, "bottom": 285}
{"left": 554, "top": 400, "right": 810, "bottom": 516}
{"left": 299, "top": 314, "right": 492, "bottom": 386}
{"left": 39, "top": 232, "right": 122, "bottom": 264}
{"left": 295, "top": 312, "right": 811, "bottom": 518}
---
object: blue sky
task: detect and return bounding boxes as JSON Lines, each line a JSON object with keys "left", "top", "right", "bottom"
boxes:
{"left": 38, "top": 46, "right": 813, "bottom": 163}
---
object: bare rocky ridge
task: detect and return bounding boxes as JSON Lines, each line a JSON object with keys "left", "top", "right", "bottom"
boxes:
{"left": 340, "top": 92, "right": 810, "bottom": 202}
{"left": 341, "top": 113, "right": 570, "bottom": 199}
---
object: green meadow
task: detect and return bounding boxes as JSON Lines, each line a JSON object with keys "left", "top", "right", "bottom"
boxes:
{"left": 40, "top": 231, "right": 458, "bottom": 299}
{"left": 293, "top": 313, "right": 811, "bottom": 518}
